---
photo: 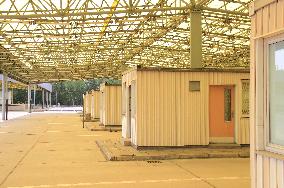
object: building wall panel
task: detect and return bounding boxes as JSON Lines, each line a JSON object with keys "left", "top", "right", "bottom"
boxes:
{"left": 250, "top": 14, "right": 257, "bottom": 188}
{"left": 91, "top": 90, "right": 100, "bottom": 119}
{"left": 251, "top": 1, "right": 284, "bottom": 187}
{"left": 100, "top": 84, "right": 122, "bottom": 126}
{"left": 269, "top": 158, "right": 277, "bottom": 188}
{"left": 256, "top": 155, "right": 263, "bottom": 188}
{"left": 263, "top": 156, "right": 270, "bottom": 187}
{"left": 276, "top": 160, "right": 284, "bottom": 187}
{"left": 239, "top": 118, "right": 250, "bottom": 144}
{"left": 85, "top": 92, "right": 92, "bottom": 115}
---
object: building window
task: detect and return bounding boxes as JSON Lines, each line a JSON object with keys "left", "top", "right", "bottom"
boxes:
{"left": 189, "top": 81, "right": 200, "bottom": 91}
{"left": 224, "top": 88, "right": 232, "bottom": 122}
{"left": 268, "top": 40, "right": 284, "bottom": 148}
{"left": 241, "top": 80, "right": 249, "bottom": 117}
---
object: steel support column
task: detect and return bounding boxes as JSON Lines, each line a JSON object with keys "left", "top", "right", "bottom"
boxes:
{"left": 42, "top": 89, "right": 45, "bottom": 109}
{"left": 190, "top": 10, "right": 202, "bottom": 68}
{"left": 1, "top": 73, "right": 7, "bottom": 121}
{"left": 28, "top": 84, "right": 31, "bottom": 113}
{"left": 11, "top": 88, "right": 13, "bottom": 104}
{"left": 49, "top": 92, "right": 52, "bottom": 107}
{"left": 33, "top": 85, "right": 36, "bottom": 106}
{"left": 46, "top": 91, "right": 49, "bottom": 108}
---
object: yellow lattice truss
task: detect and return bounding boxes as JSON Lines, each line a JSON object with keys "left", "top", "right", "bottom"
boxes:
{"left": 0, "top": 0, "right": 251, "bottom": 83}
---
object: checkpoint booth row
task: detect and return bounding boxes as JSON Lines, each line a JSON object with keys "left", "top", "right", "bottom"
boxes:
{"left": 83, "top": 82, "right": 121, "bottom": 130}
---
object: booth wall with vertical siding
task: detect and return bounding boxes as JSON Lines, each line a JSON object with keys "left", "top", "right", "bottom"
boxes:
{"left": 85, "top": 92, "right": 92, "bottom": 115}
{"left": 250, "top": 0, "right": 284, "bottom": 187}
{"left": 100, "top": 83, "right": 122, "bottom": 127}
{"left": 83, "top": 91, "right": 92, "bottom": 121}
{"left": 91, "top": 90, "right": 100, "bottom": 120}
{"left": 122, "top": 68, "right": 250, "bottom": 147}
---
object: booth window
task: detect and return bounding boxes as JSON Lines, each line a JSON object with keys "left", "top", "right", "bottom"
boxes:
{"left": 241, "top": 80, "right": 249, "bottom": 117}
{"left": 268, "top": 40, "right": 284, "bottom": 149}
{"left": 189, "top": 81, "right": 200, "bottom": 91}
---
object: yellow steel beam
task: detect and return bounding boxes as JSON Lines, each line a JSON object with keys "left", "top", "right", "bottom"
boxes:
{"left": 100, "top": 0, "right": 120, "bottom": 37}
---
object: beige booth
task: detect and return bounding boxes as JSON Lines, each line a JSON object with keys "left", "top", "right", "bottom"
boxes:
{"left": 100, "top": 83, "right": 122, "bottom": 128}
{"left": 83, "top": 91, "right": 92, "bottom": 121}
{"left": 91, "top": 90, "right": 100, "bottom": 120}
{"left": 122, "top": 67, "right": 250, "bottom": 147}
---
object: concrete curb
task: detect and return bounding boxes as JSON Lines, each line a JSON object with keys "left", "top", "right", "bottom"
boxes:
{"left": 85, "top": 124, "right": 121, "bottom": 132}
{"left": 96, "top": 140, "right": 113, "bottom": 161}
{"left": 82, "top": 119, "right": 99, "bottom": 123}
{"left": 95, "top": 140, "right": 250, "bottom": 161}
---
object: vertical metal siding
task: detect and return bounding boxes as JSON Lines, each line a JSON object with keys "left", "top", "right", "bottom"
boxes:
{"left": 100, "top": 84, "right": 122, "bottom": 126}
{"left": 123, "top": 70, "right": 250, "bottom": 147}
{"left": 91, "top": 90, "right": 100, "bottom": 119}
{"left": 122, "top": 71, "right": 138, "bottom": 144}
{"left": 252, "top": 1, "right": 284, "bottom": 187}
{"left": 91, "top": 91, "right": 95, "bottom": 119}
{"left": 239, "top": 118, "right": 250, "bottom": 144}
{"left": 255, "top": 155, "right": 284, "bottom": 188}
{"left": 121, "top": 82, "right": 127, "bottom": 138}
{"left": 99, "top": 84, "right": 105, "bottom": 125}
{"left": 85, "top": 92, "right": 92, "bottom": 115}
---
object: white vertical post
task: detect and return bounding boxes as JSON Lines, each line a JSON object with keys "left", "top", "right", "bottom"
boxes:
{"left": 2, "top": 73, "right": 7, "bottom": 120}
{"left": 42, "top": 89, "right": 45, "bottom": 109}
{"left": 5, "top": 80, "right": 8, "bottom": 105}
{"left": 56, "top": 91, "right": 58, "bottom": 106}
{"left": 46, "top": 91, "right": 49, "bottom": 108}
{"left": 49, "top": 92, "right": 52, "bottom": 107}
{"left": 28, "top": 84, "right": 31, "bottom": 113}
{"left": 11, "top": 88, "right": 13, "bottom": 104}
{"left": 33, "top": 85, "right": 36, "bottom": 106}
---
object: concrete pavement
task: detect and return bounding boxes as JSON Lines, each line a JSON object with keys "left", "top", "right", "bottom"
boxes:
{"left": 0, "top": 113, "right": 250, "bottom": 188}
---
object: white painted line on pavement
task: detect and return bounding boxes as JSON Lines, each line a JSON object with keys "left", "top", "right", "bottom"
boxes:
{"left": 46, "top": 130, "right": 60, "bottom": 133}
{"left": 47, "top": 123, "right": 65, "bottom": 125}
{"left": 7, "top": 176, "right": 250, "bottom": 188}
{"left": 77, "top": 134, "right": 101, "bottom": 137}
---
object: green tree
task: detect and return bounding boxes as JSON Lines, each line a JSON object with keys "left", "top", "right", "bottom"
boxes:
{"left": 13, "top": 89, "right": 28, "bottom": 104}
{"left": 51, "top": 79, "right": 120, "bottom": 106}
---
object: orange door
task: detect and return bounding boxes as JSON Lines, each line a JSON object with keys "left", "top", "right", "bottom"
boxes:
{"left": 209, "top": 85, "right": 235, "bottom": 143}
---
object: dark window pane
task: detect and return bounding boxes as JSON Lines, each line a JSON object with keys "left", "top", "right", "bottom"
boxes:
{"left": 224, "top": 88, "right": 231, "bottom": 122}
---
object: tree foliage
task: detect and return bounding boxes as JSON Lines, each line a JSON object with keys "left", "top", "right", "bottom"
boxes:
{"left": 52, "top": 79, "right": 121, "bottom": 106}
{"left": 13, "top": 89, "right": 43, "bottom": 104}
{"left": 13, "top": 89, "right": 28, "bottom": 104}
{"left": 12, "top": 79, "right": 121, "bottom": 106}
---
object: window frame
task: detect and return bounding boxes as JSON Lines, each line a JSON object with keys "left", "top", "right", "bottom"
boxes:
{"left": 241, "top": 79, "right": 250, "bottom": 118}
{"left": 265, "top": 34, "right": 284, "bottom": 155}
{"left": 189, "top": 81, "right": 200, "bottom": 91}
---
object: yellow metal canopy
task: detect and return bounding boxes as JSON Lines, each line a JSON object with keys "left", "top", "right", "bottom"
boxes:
{"left": 0, "top": 0, "right": 251, "bottom": 83}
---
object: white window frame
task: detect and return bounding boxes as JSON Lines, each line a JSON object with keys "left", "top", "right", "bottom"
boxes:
{"left": 264, "top": 33, "right": 284, "bottom": 155}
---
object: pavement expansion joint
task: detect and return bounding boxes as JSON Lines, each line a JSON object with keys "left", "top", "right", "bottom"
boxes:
{"left": 96, "top": 140, "right": 250, "bottom": 161}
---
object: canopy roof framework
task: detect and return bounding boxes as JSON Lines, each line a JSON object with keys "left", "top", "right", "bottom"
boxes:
{"left": 0, "top": 0, "right": 251, "bottom": 83}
